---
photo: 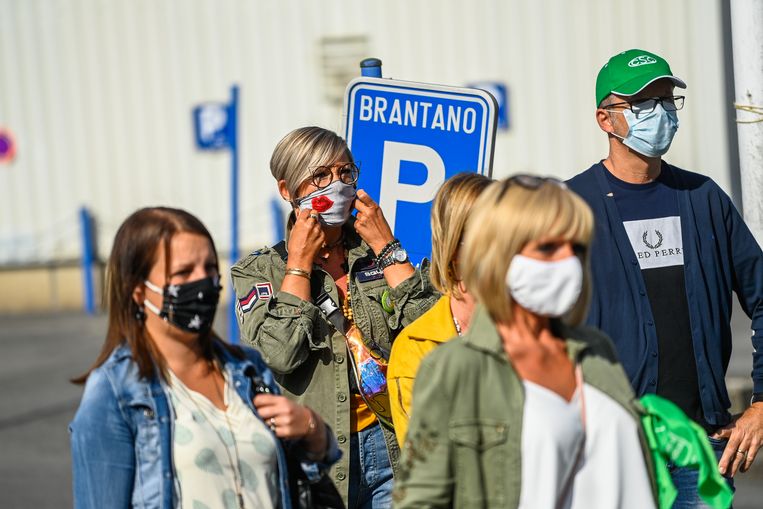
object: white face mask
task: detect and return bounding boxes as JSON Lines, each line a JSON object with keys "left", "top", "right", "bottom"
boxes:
{"left": 295, "top": 180, "right": 356, "bottom": 226}
{"left": 506, "top": 254, "right": 583, "bottom": 318}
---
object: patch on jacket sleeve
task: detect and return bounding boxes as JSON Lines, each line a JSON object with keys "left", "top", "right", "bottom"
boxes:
{"left": 357, "top": 261, "right": 384, "bottom": 283}
{"left": 238, "top": 282, "right": 274, "bottom": 313}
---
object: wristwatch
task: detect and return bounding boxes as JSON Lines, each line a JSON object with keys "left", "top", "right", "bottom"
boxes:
{"left": 379, "top": 246, "right": 408, "bottom": 269}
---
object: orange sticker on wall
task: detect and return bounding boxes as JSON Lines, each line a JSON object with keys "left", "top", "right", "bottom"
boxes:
{"left": 0, "top": 128, "right": 16, "bottom": 163}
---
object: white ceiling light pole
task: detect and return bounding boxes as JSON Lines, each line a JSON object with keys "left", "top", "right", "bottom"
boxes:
{"left": 730, "top": 0, "right": 763, "bottom": 244}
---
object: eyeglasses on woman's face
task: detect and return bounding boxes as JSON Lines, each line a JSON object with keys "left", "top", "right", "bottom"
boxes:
{"left": 309, "top": 162, "right": 360, "bottom": 189}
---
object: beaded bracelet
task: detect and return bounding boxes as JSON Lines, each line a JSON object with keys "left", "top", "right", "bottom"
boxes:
{"left": 375, "top": 239, "right": 400, "bottom": 265}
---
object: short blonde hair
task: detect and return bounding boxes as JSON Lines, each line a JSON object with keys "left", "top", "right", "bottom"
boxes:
{"left": 270, "top": 126, "right": 353, "bottom": 200}
{"left": 430, "top": 172, "right": 492, "bottom": 297}
{"left": 461, "top": 177, "right": 594, "bottom": 326}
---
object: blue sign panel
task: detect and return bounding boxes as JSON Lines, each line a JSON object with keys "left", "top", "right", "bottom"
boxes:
{"left": 193, "top": 103, "right": 232, "bottom": 150}
{"left": 468, "top": 81, "right": 509, "bottom": 130}
{"left": 344, "top": 77, "right": 497, "bottom": 265}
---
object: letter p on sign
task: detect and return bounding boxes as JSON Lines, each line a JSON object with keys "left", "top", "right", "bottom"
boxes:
{"left": 380, "top": 141, "right": 445, "bottom": 233}
{"left": 193, "top": 103, "right": 232, "bottom": 150}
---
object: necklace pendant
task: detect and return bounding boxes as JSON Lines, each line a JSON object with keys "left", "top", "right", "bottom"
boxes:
{"left": 453, "top": 316, "right": 462, "bottom": 336}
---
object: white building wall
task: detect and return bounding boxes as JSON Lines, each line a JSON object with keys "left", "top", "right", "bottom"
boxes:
{"left": 0, "top": 0, "right": 732, "bottom": 264}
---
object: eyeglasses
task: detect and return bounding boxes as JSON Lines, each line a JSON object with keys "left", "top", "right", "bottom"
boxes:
{"left": 496, "top": 174, "right": 567, "bottom": 202}
{"left": 309, "top": 162, "right": 360, "bottom": 189}
{"left": 605, "top": 96, "right": 685, "bottom": 116}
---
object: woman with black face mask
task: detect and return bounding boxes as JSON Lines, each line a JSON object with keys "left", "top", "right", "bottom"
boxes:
{"left": 70, "top": 207, "right": 339, "bottom": 509}
{"left": 231, "top": 127, "right": 438, "bottom": 508}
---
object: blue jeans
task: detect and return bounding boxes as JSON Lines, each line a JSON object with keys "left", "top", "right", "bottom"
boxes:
{"left": 347, "top": 423, "right": 394, "bottom": 509}
{"left": 669, "top": 436, "right": 735, "bottom": 509}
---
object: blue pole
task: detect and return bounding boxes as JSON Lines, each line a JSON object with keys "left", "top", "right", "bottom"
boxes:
{"left": 79, "top": 206, "right": 96, "bottom": 315}
{"left": 228, "top": 85, "right": 240, "bottom": 344}
{"left": 360, "top": 58, "right": 382, "bottom": 78}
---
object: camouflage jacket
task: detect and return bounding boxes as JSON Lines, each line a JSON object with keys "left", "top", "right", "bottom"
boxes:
{"left": 231, "top": 223, "right": 437, "bottom": 506}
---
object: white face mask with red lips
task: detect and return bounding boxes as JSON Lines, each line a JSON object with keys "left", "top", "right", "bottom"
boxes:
{"left": 295, "top": 180, "right": 356, "bottom": 226}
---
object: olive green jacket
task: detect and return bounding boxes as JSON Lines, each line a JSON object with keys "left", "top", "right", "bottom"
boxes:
{"left": 393, "top": 306, "right": 658, "bottom": 509}
{"left": 231, "top": 223, "right": 437, "bottom": 506}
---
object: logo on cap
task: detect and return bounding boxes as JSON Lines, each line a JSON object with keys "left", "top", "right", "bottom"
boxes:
{"left": 628, "top": 55, "right": 657, "bottom": 67}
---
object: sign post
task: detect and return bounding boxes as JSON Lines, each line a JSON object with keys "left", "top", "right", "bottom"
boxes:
{"left": 343, "top": 77, "right": 497, "bottom": 264}
{"left": 79, "top": 206, "right": 96, "bottom": 315}
{"left": 193, "top": 85, "right": 240, "bottom": 344}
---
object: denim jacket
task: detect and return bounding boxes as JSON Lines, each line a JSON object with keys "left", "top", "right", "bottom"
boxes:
{"left": 69, "top": 340, "right": 340, "bottom": 509}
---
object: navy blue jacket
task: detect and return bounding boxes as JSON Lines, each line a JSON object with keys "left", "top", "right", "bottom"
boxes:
{"left": 568, "top": 162, "right": 763, "bottom": 427}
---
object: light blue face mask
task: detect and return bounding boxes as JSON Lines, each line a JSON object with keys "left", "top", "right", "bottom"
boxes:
{"left": 611, "top": 103, "right": 679, "bottom": 158}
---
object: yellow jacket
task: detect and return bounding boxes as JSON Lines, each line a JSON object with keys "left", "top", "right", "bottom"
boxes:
{"left": 387, "top": 294, "right": 457, "bottom": 447}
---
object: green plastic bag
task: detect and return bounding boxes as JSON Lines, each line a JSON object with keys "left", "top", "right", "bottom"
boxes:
{"left": 640, "top": 394, "right": 734, "bottom": 509}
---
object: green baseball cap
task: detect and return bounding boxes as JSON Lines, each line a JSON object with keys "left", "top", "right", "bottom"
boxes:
{"left": 595, "top": 49, "right": 686, "bottom": 107}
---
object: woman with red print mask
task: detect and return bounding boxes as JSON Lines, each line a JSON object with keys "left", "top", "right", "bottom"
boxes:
{"left": 231, "top": 126, "right": 437, "bottom": 508}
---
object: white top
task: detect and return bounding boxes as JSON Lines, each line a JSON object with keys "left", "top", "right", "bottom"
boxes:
{"left": 518, "top": 380, "right": 655, "bottom": 509}
{"left": 168, "top": 369, "right": 280, "bottom": 509}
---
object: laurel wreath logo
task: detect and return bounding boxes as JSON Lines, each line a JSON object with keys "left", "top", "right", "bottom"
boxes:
{"left": 642, "top": 230, "right": 664, "bottom": 249}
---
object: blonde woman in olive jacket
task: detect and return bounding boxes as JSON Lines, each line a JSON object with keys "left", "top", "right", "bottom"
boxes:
{"left": 394, "top": 176, "right": 657, "bottom": 509}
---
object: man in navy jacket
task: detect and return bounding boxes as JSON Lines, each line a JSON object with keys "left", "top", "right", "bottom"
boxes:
{"left": 568, "top": 49, "right": 763, "bottom": 503}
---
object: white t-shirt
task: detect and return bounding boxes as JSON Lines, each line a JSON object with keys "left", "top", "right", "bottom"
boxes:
{"left": 168, "top": 369, "right": 280, "bottom": 509}
{"left": 518, "top": 380, "right": 655, "bottom": 509}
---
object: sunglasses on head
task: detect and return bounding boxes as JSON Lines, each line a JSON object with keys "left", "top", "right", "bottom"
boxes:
{"left": 496, "top": 174, "right": 567, "bottom": 202}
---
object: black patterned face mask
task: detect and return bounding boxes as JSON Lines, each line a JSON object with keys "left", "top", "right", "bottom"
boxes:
{"left": 143, "top": 276, "right": 221, "bottom": 333}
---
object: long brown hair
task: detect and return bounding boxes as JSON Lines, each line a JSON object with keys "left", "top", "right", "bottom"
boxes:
{"left": 73, "top": 207, "right": 232, "bottom": 384}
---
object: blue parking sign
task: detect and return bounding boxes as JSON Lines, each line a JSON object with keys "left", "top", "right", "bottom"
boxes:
{"left": 344, "top": 77, "right": 497, "bottom": 265}
{"left": 468, "top": 81, "right": 509, "bottom": 130}
{"left": 193, "top": 103, "right": 232, "bottom": 150}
